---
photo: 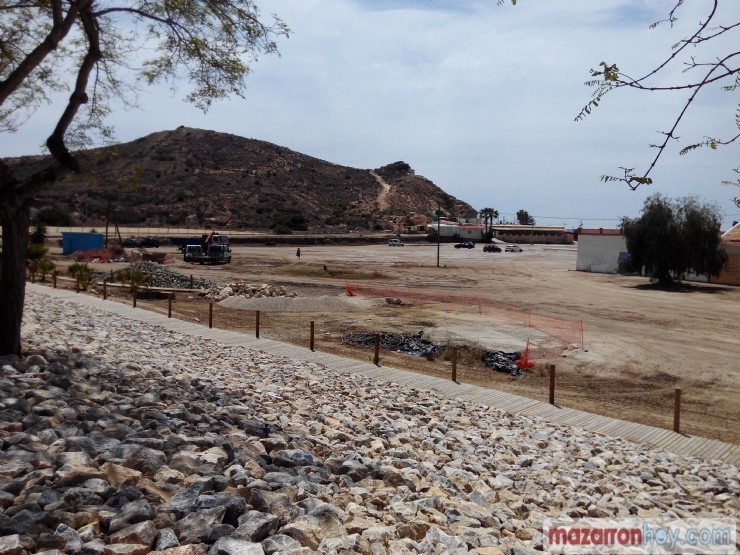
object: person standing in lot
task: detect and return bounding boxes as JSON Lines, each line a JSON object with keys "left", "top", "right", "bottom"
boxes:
{"left": 296, "top": 248, "right": 301, "bottom": 260}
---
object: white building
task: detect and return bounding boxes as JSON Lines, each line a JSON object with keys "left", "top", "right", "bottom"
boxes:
{"left": 576, "top": 229, "right": 627, "bottom": 274}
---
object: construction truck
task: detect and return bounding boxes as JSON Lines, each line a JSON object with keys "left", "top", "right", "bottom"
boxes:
{"left": 182, "top": 231, "right": 232, "bottom": 264}
{"left": 170, "top": 231, "right": 230, "bottom": 253}
{"left": 183, "top": 243, "right": 232, "bottom": 264}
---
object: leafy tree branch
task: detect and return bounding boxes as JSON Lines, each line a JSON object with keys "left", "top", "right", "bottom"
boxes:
{"left": 576, "top": 0, "right": 739, "bottom": 202}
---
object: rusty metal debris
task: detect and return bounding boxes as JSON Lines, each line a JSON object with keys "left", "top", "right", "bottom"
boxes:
{"left": 341, "top": 331, "right": 441, "bottom": 358}
{"left": 483, "top": 350, "right": 524, "bottom": 377}
{"left": 341, "top": 331, "right": 525, "bottom": 378}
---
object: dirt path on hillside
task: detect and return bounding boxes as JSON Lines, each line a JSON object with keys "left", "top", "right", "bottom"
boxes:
{"left": 369, "top": 170, "right": 392, "bottom": 211}
{"left": 51, "top": 242, "right": 740, "bottom": 443}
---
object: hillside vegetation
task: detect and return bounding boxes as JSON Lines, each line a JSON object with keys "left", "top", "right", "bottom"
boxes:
{"left": 7, "top": 127, "right": 475, "bottom": 232}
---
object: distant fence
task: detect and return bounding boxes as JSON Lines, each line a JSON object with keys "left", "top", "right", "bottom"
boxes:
{"left": 345, "top": 282, "right": 584, "bottom": 359}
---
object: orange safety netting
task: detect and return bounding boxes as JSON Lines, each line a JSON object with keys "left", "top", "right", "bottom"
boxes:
{"left": 346, "top": 282, "right": 584, "bottom": 361}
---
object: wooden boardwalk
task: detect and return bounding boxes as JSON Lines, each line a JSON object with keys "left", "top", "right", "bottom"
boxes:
{"left": 26, "top": 284, "right": 740, "bottom": 466}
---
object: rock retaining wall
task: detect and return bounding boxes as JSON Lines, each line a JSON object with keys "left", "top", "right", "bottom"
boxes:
{"left": 0, "top": 291, "right": 736, "bottom": 554}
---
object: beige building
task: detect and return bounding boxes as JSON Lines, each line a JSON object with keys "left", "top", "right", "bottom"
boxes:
{"left": 716, "top": 222, "right": 740, "bottom": 286}
{"left": 492, "top": 225, "right": 573, "bottom": 245}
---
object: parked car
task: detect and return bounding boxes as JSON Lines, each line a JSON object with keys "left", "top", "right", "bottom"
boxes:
{"left": 483, "top": 244, "right": 501, "bottom": 253}
{"left": 454, "top": 241, "right": 475, "bottom": 249}
{"left": 388, "top": 238, "right": 405, "bottom": 247}
{"left": 122, "top": 237, "right": 142, "bottom": 248}
{"left": 505, "top": 245, "right": 523, "bottom": 252}
{"left": 139, "top": 236, "right": 160, "bottom": 248}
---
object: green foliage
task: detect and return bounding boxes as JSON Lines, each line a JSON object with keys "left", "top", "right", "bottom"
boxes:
{"left": 67, "top": 262, "right": 94, "bottom": 291}
{"left": 271, "top": 213, "right": 308, "bottom": 233}
{"left": 26, "top": 243, "right": 48, "bottom": 261}
{"left": 37, "top": 259, "right": 56, "bottom": 281}
{"left": 620, "top": 194, "right": 728, "bottom": 286}
{"left": 1, "top": 2, "right": 289, "bottom": 146}
{"left": 28, "top": 257, "right": 56, "bottom": 282}
{"left": 115, "top": 267, "right": 153, "bottom": 292}
{"left": 272, "top": 225, "right": 293, "bottom": 235}
{"left": 30, "top": 223, "right": 47, "bottom": 245}
{"left": 478, "top": 207, "right": 499, "bottom": 239}
{"left": 516, "top": 209, "right": 535, "bottom": 226}
{"left": 575, "top": 3, "right": 739, "bottom": 196}
{"left": 34, "top": 207, "right": 75, "bottom": 226}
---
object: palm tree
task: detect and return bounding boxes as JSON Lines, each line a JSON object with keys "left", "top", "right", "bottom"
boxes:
{"left": 516, "top": 209, "right": 535, "bottom": 226}
{"left": 478, "top": 207, "right": 499, "bottom": 240}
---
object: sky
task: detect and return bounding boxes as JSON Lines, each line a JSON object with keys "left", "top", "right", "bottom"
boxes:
{"left": 4, "top": 0, "right": 739, "bottom": 230}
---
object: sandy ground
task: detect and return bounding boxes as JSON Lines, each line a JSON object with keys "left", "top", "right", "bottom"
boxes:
{"left": 48, "top": 241, "right": 739, "bottom": 443}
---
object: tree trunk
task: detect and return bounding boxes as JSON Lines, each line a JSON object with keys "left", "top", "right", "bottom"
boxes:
{"left": 0, "top": 207, "right": 30, "bottom": 356}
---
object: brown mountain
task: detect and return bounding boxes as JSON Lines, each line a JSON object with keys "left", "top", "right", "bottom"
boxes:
{"left": 9, "top": 127, "right": 476, "bottom": 231}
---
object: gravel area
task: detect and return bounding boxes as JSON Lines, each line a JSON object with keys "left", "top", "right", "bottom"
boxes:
{"left": 219, "top": 294, "right": 382, "bottom": 313}
{"left": 126, "top": 262, "right": 216, "bottom": 289}
{"left": 2, "top": 289, "right": 736, "bottom": 555}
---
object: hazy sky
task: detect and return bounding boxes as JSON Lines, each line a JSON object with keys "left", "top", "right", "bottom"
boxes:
{"left": 5, "top": 0, "right": 739, "bottom": 229}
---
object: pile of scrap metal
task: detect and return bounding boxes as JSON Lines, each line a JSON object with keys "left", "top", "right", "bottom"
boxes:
{"left": 341, "top": 330, "right": 441, "bottom": 359}
{"left": 483, "top": 349, "right": 524, "bottom": 377}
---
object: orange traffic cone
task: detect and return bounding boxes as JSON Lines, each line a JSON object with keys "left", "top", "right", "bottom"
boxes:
{"left": 516, "top": 339, "right": 536, "bottom": 369}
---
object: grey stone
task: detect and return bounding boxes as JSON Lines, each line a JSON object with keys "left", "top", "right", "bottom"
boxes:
{"left": 270, "top": 449, "right": 322, "bottom": 468}
{"left": 54, "top": 523, "right": 84, "bottom": 553}
{"left": 233, "top": 510, "right": 279, "bottom": 542}
{"left": 196, "top": 493, "right": 247, "bottom": 526}
{"left": 108, "top": 499, "right": 156, "bottom": 533}
{"left": 260, "top": 534, "right": 303, "bottom": 555}
{"left": 155, "top": 528, "right": 180, "bottom": 551}
{"left": 176, "top": 506, "right": 227, "bottom": 544}
{"left": 208, "top": 537, "right": 265, "bottom": 555}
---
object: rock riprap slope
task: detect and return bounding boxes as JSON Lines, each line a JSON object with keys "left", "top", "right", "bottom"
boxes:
{"left": 1, "top": 291, "right": 736, "bottom": 554}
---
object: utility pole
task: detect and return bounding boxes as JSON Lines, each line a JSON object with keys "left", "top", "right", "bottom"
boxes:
{"left": 436, "top": 209, "right": 441, "bottom": 268}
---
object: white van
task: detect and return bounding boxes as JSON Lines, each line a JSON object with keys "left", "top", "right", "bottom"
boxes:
{"left": 388, "top": 239, "right": 405, "bottom": 247}
{"left": 505, "top": 245, "right": 522, "bottom": 252}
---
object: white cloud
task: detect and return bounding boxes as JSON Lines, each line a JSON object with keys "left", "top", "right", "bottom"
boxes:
{"left": 5, "top": 0, "right": 738, "bottom": 229}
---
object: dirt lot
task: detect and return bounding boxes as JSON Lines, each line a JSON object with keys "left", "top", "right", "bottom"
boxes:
{"left": 47, "top": 241, "right": 740, "bottom": 444}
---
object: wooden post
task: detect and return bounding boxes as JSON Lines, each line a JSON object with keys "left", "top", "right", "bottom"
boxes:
{"left": 168, "top": 293, "right": 173, "bottom": 318}
{"left": 190, "top": 274, "right": 194, "bottom": 289}
{"left": 255, "top": 310, "right": 260, "bottom": 338}
{"left": 549, "top": 364, "right": 555, "bottom": 405}
{"left": 674, "top": 388, "right": 682, "bottom": 433}
{"left": 310, "top": 321, "right": 315, "bottom": 351}
{"left": 103, "top": 280, "right": 107, "bottom": 300}
{"left": 52, "top": 270, "right": 57, "bottom": 289}
{"left": 208, "top": 302, "right": 213, "bottom": 329}
{"left": 451, "top": 346, "right": 458, "bottom": 382}
{"left": 581, "top": 320, "right": 585, "bottom": 351}
{"left": 132, "top": 288, "right": 137, "bottom": 308}
{"left": 373, "top": 334, "right": 380, "bottom": 366}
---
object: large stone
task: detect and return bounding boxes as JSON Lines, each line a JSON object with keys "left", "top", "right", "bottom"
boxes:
{"left": 260, "top": 535, "right": 302, "bottom": 555}
{"left": 232, "top": 510, "right": 278, "bottom": 542}
{"left": 108, "top": 500, "right": 156, "bottom": 534}
{"left": 0, "top": 534, "right": 24, "bottom": 555}
{"left": 281, "top": 504, "right": 346, "bottom": 550}
{"left": 108, "top": 520, "right": 158, "bottom": 548}
{"left": 176, "top": 506, "right": 227, "bottom": 544}
{"left": 207, "top": 537, "right": 265, "bottom": 555}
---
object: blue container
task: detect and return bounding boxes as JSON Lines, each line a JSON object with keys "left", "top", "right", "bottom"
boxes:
{"left": 61, "top": 232, "right": 105, "bottom": 255}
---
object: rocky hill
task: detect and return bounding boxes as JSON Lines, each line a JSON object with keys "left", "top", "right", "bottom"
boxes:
{"left": 7, "top": 127, "right": 476, "bottom": 231}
